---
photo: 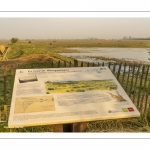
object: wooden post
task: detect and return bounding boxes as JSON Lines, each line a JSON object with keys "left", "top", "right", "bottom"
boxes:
{"left": 57, "top": 60, "right": 60, "bottom": 68}
{"left": 108, "top": 62, "right": 111, "bottom": 69}
{"left": 87, "top": 62, "right": 89, "bottom": 67}
{"left": 74, "top": 59, "right": 78, "bottom": 67}
{"left": 116, "top": 63, "right": 122, "bottom": 80}
{"left": 0, "top": 105, "right": 1, "bottom": 122}
{"left": 72, "top": 122, "right": 87, "bottom": 132}
{"left": 121, "top": 63, "right": 126, "bottom": 85}
{"left": 64, "top": 61, "right": 66, "bottom": 67}
{"left": 1, "top": 47, "right": 9, "bottom": 61}
{"left": 132, "top": 64, "right": 140, "bottom": 103}
{"left": 52, "top": 123, "right": 87, "bottom": 132}
{"left": 129, "top": 64, "right": 135, "bottom": 97}
{"left": 144, "top": 95, "right": 149, "bottom": 113}
{"left": 10, "top": 66, "right": 14, "bottom": 97}
{"left": 112, "top": 63, "right": 116, "bottom": 75}
{"left": 4, "top": 105, "right": 8, "bottom": 121}
{"left": 44, "top": 61, "right": 48, "bottom": 68}
{"left": 125, "top": 65, "right": 131, "bottom": 92}
{"left": 137, "top": 65, "right": 145, "bottom": 108}
{"left": 140, "top": 65, "right": 149, "bottom": 112}
{"left": 51, "top": 61, "right": 54, "bottom": 68}
{"left": 52, "top": 124, "right": 64, "bottom": 132}
{"left": 102, "top": 62, "right": 104, "bottom": 67}
{"left": 4, "top": 67, "right": 7, "bottom": 105}
{"left": 63, "top": 124, "right": 73, "bottom": 132}
{"left": 69, "top": 61, "right": 71, "bottom": 67}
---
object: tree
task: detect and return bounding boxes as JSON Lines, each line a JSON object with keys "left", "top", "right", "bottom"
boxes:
{"left": 11, "top": 38, "right": 19, "bottom": 43}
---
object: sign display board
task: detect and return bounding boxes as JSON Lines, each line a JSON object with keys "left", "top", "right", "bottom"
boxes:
{"left": 8, "top": 67, "right": 140, "bottom": 128}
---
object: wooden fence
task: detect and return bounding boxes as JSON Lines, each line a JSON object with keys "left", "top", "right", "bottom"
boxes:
{"left": 0, "top": 59, "right": 150, "bottom": 122}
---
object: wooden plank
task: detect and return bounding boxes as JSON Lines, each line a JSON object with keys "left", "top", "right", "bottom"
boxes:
{"left": 129, "top": 64, "right": 136, "bottom": 97}
{"left": 69, "top": 61, "right": 71, "bottom": 67}
{"left": 121, "top": 63, "right": 126, "bottom": 85}
{"left": 51, "top": 61, "right": 54, "bottom": 68}
{"left": 87, "top": 62, "right": 89, "bottom": 67}
{"left": 1, "top": 47, "right": 9, "bottom": 60}
{"left": 63, "top": 124, "right": 73, "bottom": 132}
{"left": 116, "top": 63, "right": 122, "bottom": 80}
{"left": 10, "top": 67, "right": 15, "bottom": 97}
{"left": 4, "top": 67, "right": 7, "bottom": 105}
{"left": 52, "top": 124, "right": 63, "bottom": 132}
{"left": 144, "top": 95, "right": 149, "bottom": 113}
{"left": 52, "top": 122, "right": 87, "bottom": 132}
{"left": 125, "top": 65, "right": 131, "bottom": 92}
{"left": 74, "top": 59, "right": 78, "bottom": 67}
{"left": 64, "top": 61, "right": 66, "bottom": 67}
{"left": 4, "top": 105, "right": 8, "bottom": 121}
{"left": 0, "top": 50, "right": 3, "bottom": 55}
{"left": 102, "top": 62, "right": 104, "bottom": 67}
{"left": 112, "top": 63, "right": 116, "bottom": 75}
{"left": 57, "top": 60, "right": 60, "bottom": 68}
{"left": 80, "top": 61, "right": 83, "bottom": 67}
{"left": 132, "top": 64, "right": 141, "bottom": 103}
{"left": 3, "top": 47, "right": 9, "bottom": 54}
{"left": 72, "top": 122, "right": 87, "bottom": 132}
{"left": 140, "top": 65, "right": 149, "bottom": 112}
{"left": 137, "top": 65, "right": 145, "bottom": 109}
{"left": 0, "top": 106, "right": 1, "bottom": 122}
{"left": 108, "top": 62, "right": 111, "bottom": 69}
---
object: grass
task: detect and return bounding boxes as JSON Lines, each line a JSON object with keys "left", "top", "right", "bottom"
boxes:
{"left": 1, "top": 39, "right": 150, "bottom": 61}
{"left": 0, "top": 114, "right": 150, "bottom": 132}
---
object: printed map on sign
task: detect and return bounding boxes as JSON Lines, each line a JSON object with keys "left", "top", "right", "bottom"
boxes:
{"left": 14, "top": 96, "right": 55, "bottom": 114}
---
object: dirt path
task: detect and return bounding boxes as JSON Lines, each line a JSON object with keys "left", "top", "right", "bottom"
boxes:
{"left": 0, "top": 54, "right": 57, "bottom": 68}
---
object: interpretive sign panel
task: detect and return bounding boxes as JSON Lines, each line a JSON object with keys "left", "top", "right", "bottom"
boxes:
{"left": 8, "top": 67, "right": 140, "bottom": 128}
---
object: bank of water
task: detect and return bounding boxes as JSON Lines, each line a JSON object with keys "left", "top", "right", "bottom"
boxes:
{"left": 60, "top": 47, "right": 150, "bottom": 64}
{"left": 59, "top": 47, "right": 150, "bottom": 73}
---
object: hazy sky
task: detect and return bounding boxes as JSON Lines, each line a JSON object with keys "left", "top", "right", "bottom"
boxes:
{"left": 0, "top": 18, "right": 150, "bottom": 40}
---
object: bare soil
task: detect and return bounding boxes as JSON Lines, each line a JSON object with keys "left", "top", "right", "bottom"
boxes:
{"left": 0, "top": 54, "right": 57, "bottom": 68}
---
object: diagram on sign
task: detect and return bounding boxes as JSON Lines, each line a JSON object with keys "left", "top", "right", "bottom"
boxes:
{"left": 18, "top": 75, "right": 38, "bottom": 83}
{"left": 14, "top": 96, "right": 55, "bottom": 114}
{"left": 107, "top": 91, "right": 127, "bottom": 102}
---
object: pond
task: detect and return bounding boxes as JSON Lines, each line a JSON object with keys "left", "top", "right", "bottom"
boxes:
{"left": 59, "top": 47, "right": 150, "bottom": 64}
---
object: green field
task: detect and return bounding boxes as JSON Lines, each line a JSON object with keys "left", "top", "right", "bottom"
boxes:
{"left": 45, "top": 79, "right": 117, "bottom": 94}
{"left": 1, "top": 39, "right": 150, "bottom": 63}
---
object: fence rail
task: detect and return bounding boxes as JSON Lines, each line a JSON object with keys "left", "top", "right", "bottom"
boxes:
{"left": 0, "top": 60, "right": 150, "bottom": 122}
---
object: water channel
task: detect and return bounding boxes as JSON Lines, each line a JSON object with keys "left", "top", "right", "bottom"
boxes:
{"left": 59, "top": 47, "right": 150, "bottom": 73}
{"left": 60, "top": 47, "right": 150, "bottom": 64}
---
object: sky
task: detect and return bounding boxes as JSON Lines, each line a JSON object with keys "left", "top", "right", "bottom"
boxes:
{"left": 0, "top": 18, "right": 150, "bottom": 40}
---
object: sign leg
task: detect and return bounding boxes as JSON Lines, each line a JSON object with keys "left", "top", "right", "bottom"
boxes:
{"left": 52, "top": 124, "right": 63, "bottom": 132}
{"left": 72, "top": 122, "right": 87, "bottom": 132}
{"left": 63, "top": 124, "right": 73, "bottom": 132}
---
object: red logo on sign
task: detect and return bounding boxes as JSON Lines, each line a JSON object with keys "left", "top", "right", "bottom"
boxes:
{"left": 128, "top": 107, "right": 134, "bottom": 112}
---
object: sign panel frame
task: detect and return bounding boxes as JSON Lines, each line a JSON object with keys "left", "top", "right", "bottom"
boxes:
{"left": 8, "top": 67, "right": 140, "bottom": 128}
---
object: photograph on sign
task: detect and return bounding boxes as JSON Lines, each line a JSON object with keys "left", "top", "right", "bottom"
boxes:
{"left": 8, "top": 67, "right": 140, "bottom": 128}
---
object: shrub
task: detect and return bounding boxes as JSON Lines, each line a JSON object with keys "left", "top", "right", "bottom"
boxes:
{"left": 11, "top": 38, "right": 19, "bottom": 43}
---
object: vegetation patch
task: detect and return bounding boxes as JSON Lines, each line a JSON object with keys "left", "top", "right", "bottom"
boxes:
{"left": 45, "top": 80, "right": 117, "bottom": 94}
